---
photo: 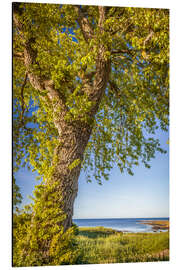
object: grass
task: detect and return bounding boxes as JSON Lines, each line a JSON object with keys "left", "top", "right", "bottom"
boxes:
{"left": 75, "top": 227, "right": 169, "bottom": 264}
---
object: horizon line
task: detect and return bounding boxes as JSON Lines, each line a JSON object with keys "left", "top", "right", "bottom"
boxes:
{"left": 73, "top": 217, "right": 169, "bottom": 220}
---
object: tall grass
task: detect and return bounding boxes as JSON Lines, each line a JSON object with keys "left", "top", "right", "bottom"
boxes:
{"left": 75, "top": 227, "right": 169, "bottom": 264}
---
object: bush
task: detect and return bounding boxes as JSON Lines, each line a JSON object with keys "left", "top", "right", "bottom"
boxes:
{"left": 13, "top": 181, "right": 79, "bottom": 266}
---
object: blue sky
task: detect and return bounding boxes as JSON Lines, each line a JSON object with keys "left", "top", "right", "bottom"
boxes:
{"left": 15, "top": 127, "right": 169, "bottom": 219}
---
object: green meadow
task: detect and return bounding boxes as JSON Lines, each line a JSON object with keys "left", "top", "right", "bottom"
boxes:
{"left": 75, "top": 227, "right": 169, "bottom": 264}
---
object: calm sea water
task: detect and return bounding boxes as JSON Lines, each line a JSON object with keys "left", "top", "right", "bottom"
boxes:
{"left": 73, "top": 218, "right": 169, "bottom": 233}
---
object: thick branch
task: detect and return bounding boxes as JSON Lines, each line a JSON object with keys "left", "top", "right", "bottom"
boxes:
{"left": 98, "top": 6, "right": 106, "bottom": 29}
{"left": 13, "top": 52, "right": 24, "bottom": 60}
{"left": 143, "top": 30, "right": 154, "bottom": 47}
{"left": 13, "top": 11, "right": 70, "bottom": 138}
{"left": 111, "top": 48, "right": 136, "bottom": 57}
{"left": 75, "top": 6, "right": 94, "bottom": 42}
{"left": 85, "top": 6, "right": 111, "bottom": 115}
{"left": 109, "top": 80, "right": 122, "bottom": 97}
{"left": 13, "top": 12, "right": 68, "bottom": 113}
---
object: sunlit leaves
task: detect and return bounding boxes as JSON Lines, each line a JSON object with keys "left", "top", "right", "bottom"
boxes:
{"left": 13, "top": 180, "right": 79, "bottom": 266}
{"left": 13, "top": 3, "right": 169, "bottom": 185}
{"left": 13, "top": 176, "right": 22, "bottom": 212}
{"left": 68, "top": 158, "right": 81, "bottom": 171}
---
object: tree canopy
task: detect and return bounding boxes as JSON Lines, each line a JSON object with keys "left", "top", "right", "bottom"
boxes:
{"left": 13, "top": 3, "right": 169, "bottom": 185}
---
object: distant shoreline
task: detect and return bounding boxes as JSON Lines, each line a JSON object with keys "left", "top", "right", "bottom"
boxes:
{"left": 73, "top": 217, "right": 169, "bottom": 220}
{"left": 138, "top": 220, "right": 169, "bottom": 232}
{"left": 73, "top": 217, "right": 169, "bottom": 233}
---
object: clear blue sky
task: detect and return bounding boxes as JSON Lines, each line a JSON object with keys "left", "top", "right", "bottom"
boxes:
{"left": 15, "top": 127, "right": 169, "bottom": 219}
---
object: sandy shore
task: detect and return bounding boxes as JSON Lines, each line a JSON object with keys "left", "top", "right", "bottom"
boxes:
{"left": 138, "top": 220, "right": 169, "bottom": 231}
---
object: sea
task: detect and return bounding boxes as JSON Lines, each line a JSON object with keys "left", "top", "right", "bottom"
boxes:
{"left": 73, "top": 218, "right": 169, "bottom": 233}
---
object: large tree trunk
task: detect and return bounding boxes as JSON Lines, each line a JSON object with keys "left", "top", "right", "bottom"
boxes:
{"left": 51, "top": 121, "right": 92, "bottom": 231}
{"left": 51, "top": 63, "right": 111, "bottom": 231}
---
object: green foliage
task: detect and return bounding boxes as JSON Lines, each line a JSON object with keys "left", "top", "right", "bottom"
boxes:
{"left": 69, "top": 158, "right": 81, "bottom": 171}
{"left": 13, "top": 4, "right": 169, "bottom": 184}
{"left": 82, "top": 7, "right": 169, "bottom": 184}
{"left": 13, "top": 180, "right": 79, "bottom": 267}
{"left": 13, "top": 176, "right": 22, "bottom": 212}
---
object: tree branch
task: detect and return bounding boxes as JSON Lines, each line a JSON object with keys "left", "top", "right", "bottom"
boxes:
{"left": 143, "top": 30, "right": 154, "bottom": 47}
{"left": 75, "top": 6, "right": 94, "bottom": 43}
{"left": 13, "top": 52, "right": 24, "bottom": 60}
{"left": 85, "top": 6, "right": 111, "bottom": 116}
{"left": 98, "top": 6, "right": 106, "bottom": 30}
{"left": 109, "top": 80, "right": 122, "bottom": 97}
{"left": 111, "top": 48, "right": 136, "bottom": 57}
{"left": 13, "top": 12, "right": 67, "bottom": 110}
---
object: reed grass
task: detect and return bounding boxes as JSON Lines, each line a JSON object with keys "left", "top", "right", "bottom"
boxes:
{"left": 75, "top": 227, "right": 169, "bottom": 264}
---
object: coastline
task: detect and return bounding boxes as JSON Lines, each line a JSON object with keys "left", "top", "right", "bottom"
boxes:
{"left": 138, "top": 220, "right": 169, "bottom": 232}
{"left": 74, "top": 218, "right": 169, "bottom": 233}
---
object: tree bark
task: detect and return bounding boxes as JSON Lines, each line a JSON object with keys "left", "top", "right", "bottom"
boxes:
{"left": 50, "top": 121, "right": 92, "bottom": 231}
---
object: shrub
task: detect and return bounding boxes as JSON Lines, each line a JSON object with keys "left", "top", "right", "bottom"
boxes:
{"left": 13, "top": 181, "right": 79, "bottom": 266}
